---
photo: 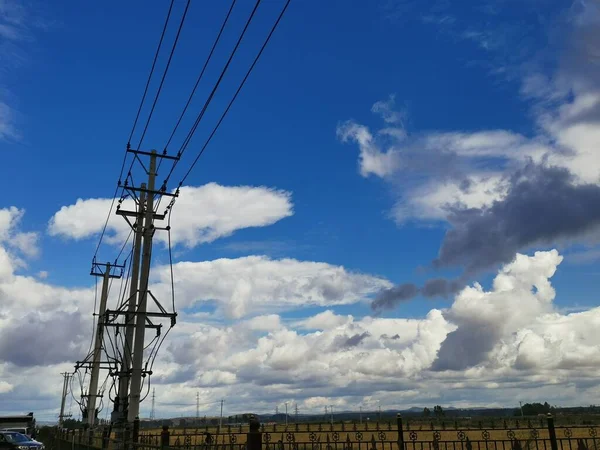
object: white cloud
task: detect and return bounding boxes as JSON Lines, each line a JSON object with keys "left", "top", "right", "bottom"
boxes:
{"left": 0, "top": 207, "right": 39, "bottom": 264}
{"left": 151, "top": 256, "right": 392, "bottom": 319}
{"left": 336, "top": 121, "right": 401, "bottom": 178}
{"left": 149, "top": 249, "right": 600, "bottom": 418}
{"left": 295, "top": 310, "right": 352, "bottom": 330}
{"left": 0, "top": 380, "right": 13, "bottom": 394}
{"left": 371, "top": 94, "right": 405, "bottom": 125}
{"left": 48, "top": 183, "right": 294, "bottom": 248}
{"left": 2, "top": 237, "right": 600, "bottom": 418}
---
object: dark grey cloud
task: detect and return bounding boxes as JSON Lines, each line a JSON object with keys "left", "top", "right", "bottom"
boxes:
{"left": 371, "top": 277, "right": 463, "bottom": 310}
{"left": 371, "top": 283, "right": 418, "bottom": 311}
{"left": 372, "top": 162, "right": 600, "bottom": 312}
{"left": 343, "top": 332, "right": 370, "bottom": 348}
{"left": 421, "top": 278, "right": 462, "bottom": 298}
{"left": 431, "top": 321, "right": 503, "bottom": 371}
{"left": 435, "top": 163, "right": 600, "bottom": 274}
{"left": 0, "top": 311, "right": 88, "bottom": 367}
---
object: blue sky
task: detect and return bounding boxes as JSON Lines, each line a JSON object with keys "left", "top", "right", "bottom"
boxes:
{"left": 1, "top": 0, "right": 600, "bottom": 421}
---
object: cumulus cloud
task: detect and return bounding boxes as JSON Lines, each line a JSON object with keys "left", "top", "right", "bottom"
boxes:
{"left": 435, "top": 164, "right": 600, "bottom": 274}
{"left": 295, "top": 310, "right": 352, "bottom": 330}
{"left": 336, "top": 121, "right": 401, "bottom": 178}
{"left": 0, "top": 207, "right": 39, "bottom": 265}
{"left": 48, "top": 183, "right": 293, "bottom": 248}
{"left": 343, "top": 1, "right": 600, "bottom": 306}
{"left": 0, "top": 311, "right": 88, "bottom": 367}
{"left": 432, "top": 250, "right": 563, "bottom": 371}
{"left": 151, "top": 256, "right": 392, "bottom": 319}
{"left": 149, "top": 249, "right": 600, "bottom": 417}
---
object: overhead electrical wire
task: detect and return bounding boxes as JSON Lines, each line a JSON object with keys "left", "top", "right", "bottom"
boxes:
{"left": 160, "top": 0, "right": 263, "bottom": 190}
{"left": 128, "top": 0, "right": 176, "bottom": 145}
{"left": 176, "top": 0, "right": 292, "bottom": 187}
{"left": 92, "top": 0, "right": 176, "bottom": 264}
{"left": 75, "top": 0, "right": 292, "bottom": 420}
{"left": 162, "top": 0, "right": 238, "bottom": 155}
{"left": 136, "top": 0, "right": 192, "bottom": 150}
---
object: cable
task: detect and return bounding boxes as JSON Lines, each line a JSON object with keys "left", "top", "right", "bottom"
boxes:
{"left": 161, "top": 0, "right": 263, "bottom": 189}
{"left": 92, "top": 0, "right": 176, "bottom": 262}
{"left": 177, "top": 0, "right": 292, "bottom": 187}
{"left": 162, "top": 0, "right": 238, "bottom": 155}
{"left": 167, "top": 207, "right": 176, "bottom": 313}
{"left": 137, "top": 0, "right": 192, "bottom": 149}
{"left": 82, "top": 276, "right": 99, "bottom": 363}
{"left": 128, "top": 0, "right": 176, "bottom": 145}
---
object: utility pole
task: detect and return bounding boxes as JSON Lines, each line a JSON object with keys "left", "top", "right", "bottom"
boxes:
{"left": 285, "top": 402, "right": 288, "bottom": 426}
{"left": 359, "top": 406, "right": 362, "bottom": 425}
{"left": 128, "top": 150, "right": 158, "bottom": 423}
{"left": 84, "top": 262, "right": 121, "bottom": 428}
{"left": 196, "top": 393, "right": 200, "bottom": 419}
{"left": 324, "top": 406, "right": 327, "bottom": 422}
{"left": 150, "top": 389, "right": 156, "bottom": 420}
{"left": 105, "top": 148, "right": 178, "bottom": 435}
{"left": 219, "top": 399, "right": 224, "bottom": 429}
{"left": 275, "top": 405, "right": 279, "bottom": 416}
{"left": 329, "top": 405, "right": 334, "bottom": 425}
{"left": 519, "top": 401, "right": 524, "bottom": 417}
{"left": 294, "top": 403, "right": 298, "bottom": 424}
{"left": 113, "top": 185, "right": 146, "bottom": 427}
{"left": 59, "top": 373, "right": 72, "bottom": 427}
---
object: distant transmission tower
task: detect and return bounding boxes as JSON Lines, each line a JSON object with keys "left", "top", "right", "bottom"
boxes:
{"left": 294, "top": 403, "right": 299, "bottom": 423}
{"left": 150, "top": 388, "right": 156, "bottom": 420}
{"left": 196, "top": 392, "right": 200, "bottom": 419}
{"left": 275, "top": 405, "right": 279, "bottom": 416}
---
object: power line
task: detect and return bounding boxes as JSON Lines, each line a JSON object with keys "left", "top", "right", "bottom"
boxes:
{"left": 157, "top": 0, "right": 263, "bottom": 197}
{"left": 176, "top": 0, "right": 292, "bottom": 187}
{"left": 136, "top": 0, "right": 192, "bottom": 150}
{"left": 162, "top": 0, "right": 238, "bottom": 155}
{"left": 92, "top": 1, "right": 176, "bottom": 264}
{"left": 128, "top": 0, "right": 176, "bottom": 145}
{"left": 172, "top": 0, "right": 261, "bottom": 161}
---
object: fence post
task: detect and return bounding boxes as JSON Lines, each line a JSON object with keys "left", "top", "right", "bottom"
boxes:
{"left": 102, "top": 427, "right": 109, "bottom": 450}
{"left": 161, "top": 425, "right": 170, "bottom": 450}
{"left": 133, "top": 417, "right": 140, "bottom": 445}
{"left": 547, "top": 414, "right": 558, "bottom": 450}
{"left": 247, "top": 415, "right": 262, "bottom": 450}
{"left": 397, "top": 414, "right": 404, "bottom": 450}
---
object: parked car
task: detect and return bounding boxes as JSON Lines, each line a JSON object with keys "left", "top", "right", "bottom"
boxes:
{"left": 0, "top": 432, "right": 44, "bottom": 450}
{"left": 0, "top": 430, "right": 28, "bottom": 439}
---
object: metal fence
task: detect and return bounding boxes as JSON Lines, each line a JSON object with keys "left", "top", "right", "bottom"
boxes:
{"left": 51, "top": 415, "right": 600, "bottom": 450}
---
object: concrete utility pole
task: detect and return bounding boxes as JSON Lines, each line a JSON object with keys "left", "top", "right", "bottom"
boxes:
{"left": 150, "top": 389, "right": 156, "bottom": 420}
{"left": 59, "top": 372, "right": 72, "bottom": 427}
{"left": 128, "top": 151, "right": 157, "bottom": 422}
{"left": 196, "top": 393, "right": 200, "bottom": 419}
{"left": 114, "top": 185, "right": 146, "bottom": 425}
{"left": 106, "top": 147, "right": 178, "bottom": 436}
{"left": 85, "top": 262, "right": 120, "bottom": 428}
{"left": 219, "top": 399, "right": 224, "bottom": 428}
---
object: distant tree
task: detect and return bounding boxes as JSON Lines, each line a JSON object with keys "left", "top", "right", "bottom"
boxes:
{"left": 423, "top": 408, "right": 431, "bottom": 418}
{"left": 433, "top": 406, "right": 444, "bottom": 417}
{"left": 62, "top": 419, "right": 83, "bottom": 429}
{"left": 518, "top": 402, "right": 554, "bottom": 416}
